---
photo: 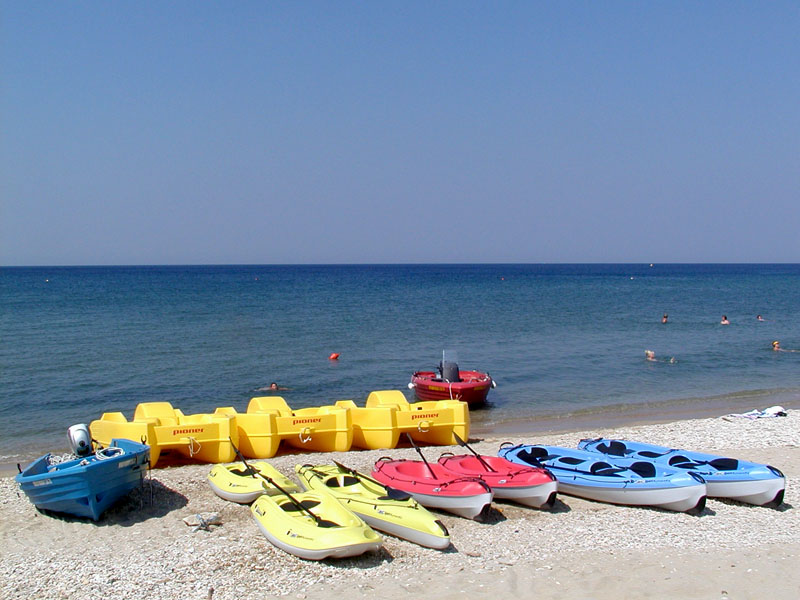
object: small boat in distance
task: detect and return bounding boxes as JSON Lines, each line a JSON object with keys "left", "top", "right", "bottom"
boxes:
{"left": 409, "top": 350, "right": 495, "bottom": 406}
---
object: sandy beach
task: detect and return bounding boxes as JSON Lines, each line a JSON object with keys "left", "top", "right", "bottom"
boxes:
{"left": 1, "top": 409, "right": 797, "bottom": 600}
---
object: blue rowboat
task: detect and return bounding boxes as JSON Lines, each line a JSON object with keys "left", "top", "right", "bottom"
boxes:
{"left": 578, "top": 438, "right": 785, "bottom": 507}
{"left": 499, "top": 443, "right": 707, "bottom": 513}
{"left": 16, "top": 439, "right": 150, "bottom": 521}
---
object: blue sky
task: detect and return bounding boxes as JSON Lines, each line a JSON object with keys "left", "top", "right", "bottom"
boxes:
{"left": 2, "top": 2, "right": 798, "bottom": 265}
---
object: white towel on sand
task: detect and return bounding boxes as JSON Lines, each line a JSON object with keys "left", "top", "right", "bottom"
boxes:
{"left": 726, "top": 405, "right": 788, "bottom": 419}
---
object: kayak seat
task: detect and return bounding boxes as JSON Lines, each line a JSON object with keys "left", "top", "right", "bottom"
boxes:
{"left": 229, "top": 467, "right": 256, "bottom": 477}
{"left": 558, "top": 456, "right": 585, "bottom": 466}
{"left": 589, "top": 462, "right": 626, "bottom": 477}
{"left": 280, "top": 499, "right": 321, "bottom": 512}
{"left": 709, "top": 457, "right": 739, "bottom": 471}
{"left": 326, "top": 476, "right": 360, "bottom": 488}
{"left": 639, "top": 451, "right": 664, "bottom": 458}
{"left": 628, "top": 461, "right": 657, "bottom": 478}
{"left": 668, "top": 455, "right": 691, "bottom": 467}
{"left": 596, "top": 441, "right": 628, "bottom": 456}
{"left": 517, "top": 447, "right": 550, "bottom": 465}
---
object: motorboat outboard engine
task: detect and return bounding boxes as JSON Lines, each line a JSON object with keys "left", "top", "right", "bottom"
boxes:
{"left": 440, "top": 360, "right": 461, "bottom": 383}
{"left": 67, "top": 423, "right": 93, "bottom": 457}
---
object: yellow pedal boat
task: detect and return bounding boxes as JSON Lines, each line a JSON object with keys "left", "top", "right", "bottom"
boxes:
{"left": 90, "top": 402, "right": 237, "bottom": 467}
{"left": 335, "top": 390, "right": 469, "bottom": 450}
{"left": 251, "top": 487, "right": 382, "bottom": 560}
{"left": 208, "top": 461, "right": 302, "bottom": 504}
{"left": 215, "top": 396, "right": 352, "bottom": 459}
{"left": 296, "top": 463, "right": 450, "bottom": 549}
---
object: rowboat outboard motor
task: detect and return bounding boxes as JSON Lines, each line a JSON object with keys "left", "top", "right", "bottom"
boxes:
{"left": 440, "top": 359, "right": 461, "bottom": 383}
{"left": 67, "top": 423, "right": 92, "bottom": 457}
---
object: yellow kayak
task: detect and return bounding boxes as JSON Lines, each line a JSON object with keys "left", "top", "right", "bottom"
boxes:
{"left": 208, "top": 462, "right": 301, "bottom": 504}
{"left": 251, "top": 488, "right": 383, "bottom": 560}
{"left": 296, "top": 463, "right": 450, "bottom": 550}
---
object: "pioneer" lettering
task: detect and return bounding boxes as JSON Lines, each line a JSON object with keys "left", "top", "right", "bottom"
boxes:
{"left": 292, "top": 418, "right": 323, "bottom": 426}
{"left": 173, "top": 428, "right": 205, "bottom": 435}
{"left": 412, "top": 413, "right": 439, "bottom": 420}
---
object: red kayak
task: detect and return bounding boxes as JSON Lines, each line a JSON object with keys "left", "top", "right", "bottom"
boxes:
{"left": 437, "top": 453, "right": 558, "bottom": 509}
{"left": 371, "top": 457, "right": 493, "bottom": 519}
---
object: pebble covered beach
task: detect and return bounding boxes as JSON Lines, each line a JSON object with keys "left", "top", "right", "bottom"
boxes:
{"left": 1, "top": 410, "right": 797, "bottom": 600}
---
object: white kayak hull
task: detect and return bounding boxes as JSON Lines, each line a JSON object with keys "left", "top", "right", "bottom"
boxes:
{"left": 707, "top": 477, "right": 785, "bottom": 506}
{"left": 355, "top": 512, "right": 451, "bottom": 550}
{"left": 252, "top": 516, "right": 382, "bottom": 560}
{"left": 491, "top": 480, "right": 559, "bottom": 508}
{"left": 406, "top": 490, "right": 493, "bottom": 520}
{"left": 557, "top": 481, "right": 707, "bottom": 513}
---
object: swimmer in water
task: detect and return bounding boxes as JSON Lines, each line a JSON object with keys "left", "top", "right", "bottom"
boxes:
{"left": 757, "top": 315, "right": 765, "bottom": 321}
{"left": 255, "top": 382, "right": 290, "bottom": 392}
{"left": 645, "top": 350, "right": 676, "bottom": 363}
{"left": 772, "top": 340, "right": 799, "bottom": 353}
{"left": 720, "top": 315, "right": 730, "bottom": 325}
{"left": 662, "top": 313, "right": 668, "bottom": 324}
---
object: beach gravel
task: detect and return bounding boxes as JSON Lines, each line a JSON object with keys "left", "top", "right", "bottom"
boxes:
{"left": 1, "top": 410, "right": 797, "bottom": 599}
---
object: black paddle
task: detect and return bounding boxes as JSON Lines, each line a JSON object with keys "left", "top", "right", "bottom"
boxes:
{"left": 330, "top": 460, "right": 412, "bottom": 500}
{"left": 228, "top": 438, "right": 335, "bottom": 527}
{"left": 405, "top": 433, "right": 438, "bottom": 480}
{"left": 452, "top": 432, "right": 496, "bottom": 473}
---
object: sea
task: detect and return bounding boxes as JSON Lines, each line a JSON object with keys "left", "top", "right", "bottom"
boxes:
{"left": 1, "top": 264, "right": 798, "bottom": 468}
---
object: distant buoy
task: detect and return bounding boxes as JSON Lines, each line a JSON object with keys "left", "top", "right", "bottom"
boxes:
{"left": 329, "top": 353, "right": 340, "bottom": 360}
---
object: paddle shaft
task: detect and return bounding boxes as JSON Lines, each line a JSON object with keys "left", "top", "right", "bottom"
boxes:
{"left": 228, "top": 438, "right": 325, "bottom": 525}
{"left": 331, "top": 460, "right": 412, "bottom": 500}
{"left": 405, "top": 433, "right": 438, "bottom": 480}
{"left": 452, "top": 432, "right": 496, "bottom": 472}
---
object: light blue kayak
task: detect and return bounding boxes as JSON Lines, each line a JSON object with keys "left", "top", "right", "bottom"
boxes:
{"left": 578, "top": 438, "right": 785, "bottom": 507}
{"left": 499, "top": 443, "right": 707, "bottom": 513}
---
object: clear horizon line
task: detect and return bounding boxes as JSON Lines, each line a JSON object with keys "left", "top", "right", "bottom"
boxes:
{"left": 3, "top": 261, "right": 800, "bottom": 269}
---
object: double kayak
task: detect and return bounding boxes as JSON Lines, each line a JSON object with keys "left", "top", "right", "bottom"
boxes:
{"left": 499, "top": 443, "right": 707, "bottom": 513}
{"left": 437, "top": 453, "right": 558, "bottom": 509}
{"left": 250, "top": 482, "right": 382, "bottom": 560}
{"left": 208, "top": 461, "right": 302, "bottom": 504}
{"left": 296, "top": 463, "right": 451, "bottom": 549}
{"left": 371, "top": 457, "right": 493, "bottom": 519}
{"left": 579, "top": 438, "right": 785, "bottom": 507}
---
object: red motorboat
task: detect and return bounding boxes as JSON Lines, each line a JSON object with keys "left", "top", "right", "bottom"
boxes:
{"left": 409, "top": 351, "right": 495, "bottom": 406}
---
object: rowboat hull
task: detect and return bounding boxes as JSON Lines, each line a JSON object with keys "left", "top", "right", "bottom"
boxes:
{"left": 410, "top": 370, "right": 493, "bottom": 405}
{"left": 15, "top": 439, "right": 150, "bottom": 521}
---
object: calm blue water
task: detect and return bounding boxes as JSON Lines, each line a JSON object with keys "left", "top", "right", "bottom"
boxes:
{"left": 2, "top": 264, "right": 799, "bottom": 463}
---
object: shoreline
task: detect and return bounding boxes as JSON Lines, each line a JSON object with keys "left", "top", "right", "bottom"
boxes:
{"left": 2, "top": 388, "right": 796, "bottom": 478}
{"left": 473, "top": 389, "right": 798, "bottom": 436}
{"left": 1, "top": 409, "right": 797, "bottom": 599}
